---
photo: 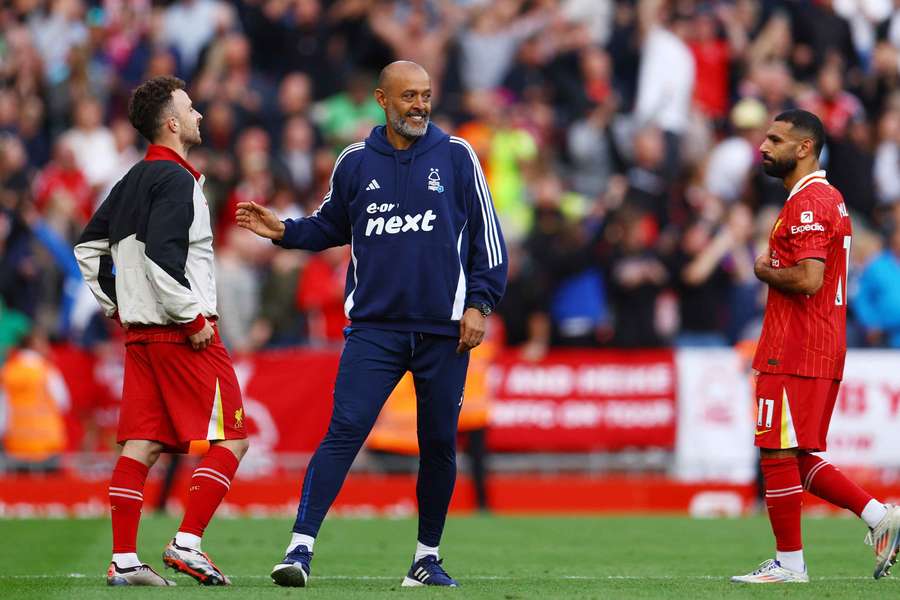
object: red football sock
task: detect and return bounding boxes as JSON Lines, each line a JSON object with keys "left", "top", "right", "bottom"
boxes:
{"left": 178, "top": 445, "right": 239, "bottom": 538}
{"left": 798, "top": 453, "right": 872, "bottom": 516}
{"left": 761, "top": 457, "right": 803, "bottom": 552}
{"left": 109, "top": 456, "right": 150, "bottom": 554}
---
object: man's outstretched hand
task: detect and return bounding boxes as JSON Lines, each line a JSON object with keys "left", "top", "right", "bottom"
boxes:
{"left": 236, "top": 201, "right": 285, "bottom": 240}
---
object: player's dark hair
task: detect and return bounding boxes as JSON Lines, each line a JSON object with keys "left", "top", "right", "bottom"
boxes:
{"left": 774, "top": 109, "right": 826, "bottom": 159}
{"left": 127, "top": 76, "right": 185, "bottom": 143}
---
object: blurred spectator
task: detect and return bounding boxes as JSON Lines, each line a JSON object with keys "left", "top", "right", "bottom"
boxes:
{"left": 32, "top": 135, "right": 93, "bottom": 230}
{"left": 215, "top": 227, "right": 262, "bottom": 354}
{"left": 0, "top": 330, "right": 69, "bottom": 473}
{"left": 853, "top": 221, "right": 900, "bottom": 347}
{"left": 98, "top": 118, "right": 141, "bottom": 200}
{"left": 874, "top": 108, "right": 900, "bottom": 205}
{"left": 670, "top": 204, "right": 755, "bottom": 346}
{"left": 633, "top": 0, "right": 695, "bottom": 170}
{"left": 705, "top": 98, "right": 768, "bottom": 204}
{"left": 277, "top": 116, "right": 317, "bottom": 193}
{"left": 65, "top": 96, "right": 117, "bottom": 190}
{"left": 458, "top": 0, "right": 551, "bottom": 92}
{"left": 605, "top": 209, "right": 668, "bottom": 347}
{"left": 567, "top": 100, "right": 616, "bottom": 199}
{"left": 0, "top": 209, "right": 40, "bottom": 319}
{"left": 312, "top": 71, "right": 383, "bottom": 151}
{"left": 27, "top": 0, "right": 88, "bottom": 87}
{"left": 369, "top": 0, "right": 463, "bottom": 90}
{"left": 296, "top": 246, "right": 350, "bottom": 346}
{"left": 160, "top": 0, "right": 232, "bottom": 78}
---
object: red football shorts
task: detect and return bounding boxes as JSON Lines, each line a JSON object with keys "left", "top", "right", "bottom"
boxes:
{"left": 118, "top": 329, "right": 246, "bottom": 452}
{"left": 754, "top": 372, "right": 839, "bottom": 452}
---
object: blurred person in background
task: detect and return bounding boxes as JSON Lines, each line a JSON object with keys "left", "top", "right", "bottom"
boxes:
{"left": 296, "top": 245, "right": 350, "bottom": 347}
{"left": 669, "top": 203, "right": 755, "bottom": 347}
{"left": 853, "top": 219, "right": 900, "bottom": 347}
{"left": 604, "top": 208, "right": 668, "bottom": 347}
{"left": 873, "top": 107, "right": 900, "bottom": 206}
{"left": 0, "top": 330, "right": 69, "bottom": 474}
{"left": 215, "top": 226, "right": 263, "bottom": 354}
{"left": 705, "top": 98, "right": 769, "bottom": 205}
{"left": 633, "top": 0, "right": 695, "bottom": 178}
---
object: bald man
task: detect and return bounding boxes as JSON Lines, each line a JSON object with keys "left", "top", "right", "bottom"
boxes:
{"left": 237, "top": 62, "right": 507, "bottom": 588}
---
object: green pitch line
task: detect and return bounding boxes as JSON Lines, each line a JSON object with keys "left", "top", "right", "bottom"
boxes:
{"left": 0, "top": 515, "right": 898, "bottom": 599}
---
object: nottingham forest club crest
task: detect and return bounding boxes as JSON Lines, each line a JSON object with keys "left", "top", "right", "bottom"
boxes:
{"left": 427, "top": 168, "right": 444, "bottom": 193}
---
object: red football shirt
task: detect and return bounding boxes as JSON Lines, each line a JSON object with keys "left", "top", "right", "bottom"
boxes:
{"left": 753, "top": 170, "right": 852, "bottom": 380}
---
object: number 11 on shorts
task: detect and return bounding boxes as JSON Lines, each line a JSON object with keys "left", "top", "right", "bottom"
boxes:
{"left": 757, "top": 398, "right": 774, "bottom": 428}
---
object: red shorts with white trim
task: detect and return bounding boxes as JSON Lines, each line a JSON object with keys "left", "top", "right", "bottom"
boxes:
{"left": 118, "top": 328, "right": 246, "bottom": 452}
{"left": 754, "top": 372, "right": 839, "bottom": 452}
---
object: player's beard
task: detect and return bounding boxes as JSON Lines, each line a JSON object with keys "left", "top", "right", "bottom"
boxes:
{"left": 388, "top": 105, "right": 429, "bottom": 140}
{"left": 180, "top": 117, "right": 202, "bottom": 150}
{"left": 762, "top": 154, "right": 797, "bottom": 179}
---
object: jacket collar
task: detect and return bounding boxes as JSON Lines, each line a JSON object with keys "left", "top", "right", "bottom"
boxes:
{"left": 144, "top": 144, "right": 202, "bottom": 181}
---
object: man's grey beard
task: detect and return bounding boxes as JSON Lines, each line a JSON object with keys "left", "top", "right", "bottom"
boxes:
{"left": 388, "top": 107, "right": 429, "bottom": 139}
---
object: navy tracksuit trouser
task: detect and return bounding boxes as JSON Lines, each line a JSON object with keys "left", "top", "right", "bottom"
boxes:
{"left": 292, "top": 327, "right": 469, "bottom": 547}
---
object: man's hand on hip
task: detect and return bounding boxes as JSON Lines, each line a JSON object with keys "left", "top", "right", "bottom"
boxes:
{"left": 457, "top": 308, "right": 486, "bottom": 354}
{"left": 189, "top": 321, "right": 215, "bottom": 351}
{"left": 236, "top": 201, "right": 285, "bottom": 240}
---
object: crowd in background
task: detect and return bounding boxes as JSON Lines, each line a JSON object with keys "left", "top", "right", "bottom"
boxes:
{"left": 0, "top": 0, "right": 899, "bottom": 364}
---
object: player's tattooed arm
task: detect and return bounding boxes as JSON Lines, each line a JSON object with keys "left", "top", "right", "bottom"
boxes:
{"left": 754, "top": 254, "right": 825, "bottom": 295}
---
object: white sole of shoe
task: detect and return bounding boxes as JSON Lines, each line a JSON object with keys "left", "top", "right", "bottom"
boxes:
{"left": 271, "top": 563, "right": 308, "bottom": 587}
{"left": 874, "top": 531, "right": 900, "bottom": 579}
{"left": 401, "top": 576, "right": 424, "bottom": 587}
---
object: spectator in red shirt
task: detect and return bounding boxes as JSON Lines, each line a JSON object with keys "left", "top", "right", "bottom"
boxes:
{"left": 295, "top": 246, "right": 349, "bottom": 345}
{"left": 32, "top": 136, "right": 94, "bottom": 226}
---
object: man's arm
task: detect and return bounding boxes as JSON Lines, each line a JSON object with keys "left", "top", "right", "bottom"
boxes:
{"left": 74, "top": 196, "right": 118, "bottom": 317}
{"left": 452, "top": 138, "right": 509, "bottom": 352}
{"left": 237, "top": 144, "right": 360, "bottom": 250}
{"left": 754, "top": 253, "right": 825, "bottom": 295}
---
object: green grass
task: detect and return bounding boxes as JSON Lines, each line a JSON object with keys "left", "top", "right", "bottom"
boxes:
{"left": 0, "top": 515, "right": 898, "bottom": 598}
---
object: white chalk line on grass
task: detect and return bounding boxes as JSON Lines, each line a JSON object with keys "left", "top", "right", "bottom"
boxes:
{"left": 1, "top": 574, "right": 896, "bottom": 582}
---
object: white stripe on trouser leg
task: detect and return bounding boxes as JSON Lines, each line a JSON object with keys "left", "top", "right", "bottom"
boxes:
{"left": 766, "top": 485, "right": 804, "bottom": 494}
{"left": 803, "top": 460, "right": 829, "bottom": 489}
{"left": 765, "top": 489, "right": 804, "bottom": 498}
{"left": 192, "top": 472, "right": 231, "bottom": 489}
{"left": 109, "top": 491, "right": 144, "bottom": 501}
{"left": 109, "top": 486, "right": 144, "bottom": 498}
{"left": 193, "top": 467, "right": 231, "bottom": 488}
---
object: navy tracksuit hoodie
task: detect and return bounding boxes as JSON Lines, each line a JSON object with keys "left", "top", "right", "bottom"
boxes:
{"left": 277, "top": 124, "right": 507, "bottom": 336}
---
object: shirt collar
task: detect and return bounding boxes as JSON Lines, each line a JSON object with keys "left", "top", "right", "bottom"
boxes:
{"left": 788, "top": 169, "right": 828, "bottom": 200}
{"left": 144, "top": 144, "right": 202, "bottom": 181}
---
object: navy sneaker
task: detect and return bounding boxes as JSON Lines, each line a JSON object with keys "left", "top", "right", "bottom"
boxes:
{"left": 271, "top": 545, "right": 312, "bottom": 587}
{"left": 401, "top": 555, "right": 458, "bottom": 587}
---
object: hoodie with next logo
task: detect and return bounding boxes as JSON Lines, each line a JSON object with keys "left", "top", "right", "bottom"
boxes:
{"left": 276, "top": 124, "right": 507, "bottom": 337}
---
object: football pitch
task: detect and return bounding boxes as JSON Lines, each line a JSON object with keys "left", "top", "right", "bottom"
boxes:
{"left": 1, "top": 515, "right": 898, "bottom": 599}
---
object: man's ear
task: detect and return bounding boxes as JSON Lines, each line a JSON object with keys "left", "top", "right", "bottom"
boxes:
{"left": 374, "top": 88, "right": 387, "bottom": 110}
{"left": 797, "top": 137, "right": 814, "bottom": 160}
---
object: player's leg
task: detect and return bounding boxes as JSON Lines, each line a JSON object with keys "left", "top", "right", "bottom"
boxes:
{"left": 402, "top": 333, "right": 468, "bottom": 587}
{"left": 107, "top": 344, "right": 175, "bottom": 586}
{"left": 733, "top": 373, "right": 807, "bottom": 583}
{"left": 149, "top": 333, "right": 248, "bottom": 585}
{"left": 796, "top": 380, "right": 899, "bottom": 578}
{"left": 273, "top": 328, "right": 408, "bottom": 587}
